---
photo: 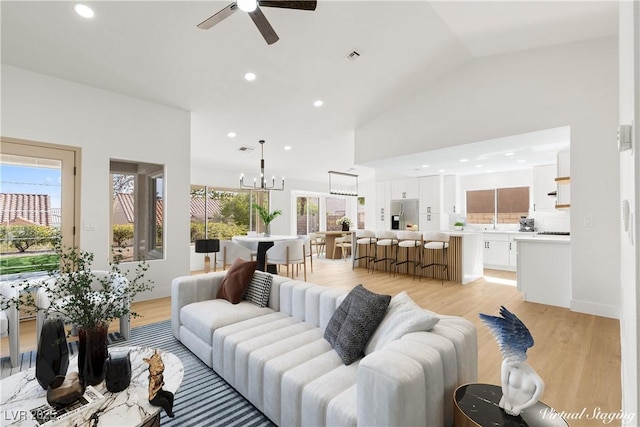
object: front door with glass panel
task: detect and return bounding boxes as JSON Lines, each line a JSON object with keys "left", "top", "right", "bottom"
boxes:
{"left": 0, "top": 140, "right": 77, "bottom": 278}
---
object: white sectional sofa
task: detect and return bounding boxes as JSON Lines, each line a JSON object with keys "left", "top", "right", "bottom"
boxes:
{"left": 171, "top": 271, "right": 478, "bottom": 426}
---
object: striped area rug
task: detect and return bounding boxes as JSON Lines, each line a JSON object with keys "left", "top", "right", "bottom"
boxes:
{"left": 0, "top": 320, "right": 275, "bottom": 427}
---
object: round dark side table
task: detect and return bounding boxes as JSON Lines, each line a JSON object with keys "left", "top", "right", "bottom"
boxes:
{"left": 454, "top": 383, "right": 569, "bottom": 427}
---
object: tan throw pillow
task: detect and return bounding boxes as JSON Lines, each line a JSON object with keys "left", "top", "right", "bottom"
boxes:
{"left": 217, "top": 259, "right": 258, "bottom": 304}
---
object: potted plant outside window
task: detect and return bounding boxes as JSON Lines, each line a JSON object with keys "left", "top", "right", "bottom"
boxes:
{"left": 253, "top": 204, "right": 282, "bottom": 237}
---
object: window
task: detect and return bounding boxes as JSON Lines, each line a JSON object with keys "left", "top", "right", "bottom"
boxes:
{"left": 326, "top": 197, "right": 346, "bottom": 231}
{"left": 497, "top": 187, "right": 529, "bottom": 223}
{"left": 296, "top": 197, "right": 320, "bottom": 235}
{"left": 189, "top": 186, "right": 267, "bottom": 241}
{"left": 357, "top": 197, "right": 366, "bottom": 230}
{"left": 466, "top": 186, "right": 529, "bottom": 225}
{"left": 110, "top": 160, "right": 164, "bottom": 261}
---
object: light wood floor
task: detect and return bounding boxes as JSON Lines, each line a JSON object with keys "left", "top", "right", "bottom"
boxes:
{"left": 1, "top": 259, "right": 621, "bottom": 426}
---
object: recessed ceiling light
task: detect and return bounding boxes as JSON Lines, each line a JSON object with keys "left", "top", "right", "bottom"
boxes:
{"left": 421, "top": 164, "right": 430, "bottom": 168}
{"left": 505, "top": 152, "right": 515, "bottom": 156}
{"left": 313, "top": 100, "right": 323, "bottom": 107}
{"left": 475, "top": 165, "right": 483, "bottom": 168}
{"left": 74, "top": 3, "right": 94, "bottom": 18}
{"left": 237, "top": 0, "right": 257, "bottom": 12}
{"left": 517, "top": 159, "right": 526, "bottom": 163}
{"left": 227, "top": 132, "right": 236, "bottom": 138}
{"left": 438, "top": 169, "right": 445, "bottom": 173}
{"left": 460, "top": 159, "right": 469, "bottom": 163}
{"left": 244, "top": 72, "right": 256, "bottom": 81}
{"left": 284, "top": 146, "right": 292, "bottom": 151}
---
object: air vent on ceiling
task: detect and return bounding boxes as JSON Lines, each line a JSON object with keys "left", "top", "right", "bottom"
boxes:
{"left": 238, "top": 145, "right": 255, "bottom": 153}
{"left": 346, "top": 50, "right": 361, "bottom": 61}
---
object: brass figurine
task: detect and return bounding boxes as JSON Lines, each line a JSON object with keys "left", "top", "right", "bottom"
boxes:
{"left": 143, "top": 350, "right": 175, "bottom": 418}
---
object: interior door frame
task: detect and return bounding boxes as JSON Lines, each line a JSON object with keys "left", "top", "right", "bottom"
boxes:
{"left": 1, "top": 137, "right": 81, "bottom": 250}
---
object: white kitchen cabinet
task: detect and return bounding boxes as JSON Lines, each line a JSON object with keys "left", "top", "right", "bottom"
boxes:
{"left": 419, "top": 175, "right": 443, "bottom": 214}
{"left": 483, "top": 232, "right": 524, "bottom": 271}
{"left": 420, "top": 212, "right": 443, "bottom": 231}
{"left": 483, "top": 233, "right": 510, "bottom": 269}
{"left": 508, "top": 235, "right": 518, "bottom": 267}
{"left": 516, "top": 236, "right": 571, "bottom": 308}
{"left": 376, "top": 181, "right": 391, "bottom": 231}
{"left": 391, "top": 178, "right": 419, "bottom": 200}
{"left": 532, "top": 164, "right": 556, "bottom": 211}
{"left": 443, "top": 175, "right": 459, "bottom": 214}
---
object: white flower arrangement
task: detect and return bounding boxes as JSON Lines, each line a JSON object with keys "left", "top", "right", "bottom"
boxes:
{"left": 336, "top": 216, "right": 353, "bottom": 226}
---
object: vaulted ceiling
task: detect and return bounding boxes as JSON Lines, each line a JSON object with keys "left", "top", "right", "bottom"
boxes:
{"left": 1, "top": 1, "right": 619, "bottom": 183}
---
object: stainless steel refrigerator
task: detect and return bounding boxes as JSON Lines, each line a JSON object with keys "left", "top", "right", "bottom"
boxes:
{"left": 390, "top": 199, "right": 419, "bottom": 230}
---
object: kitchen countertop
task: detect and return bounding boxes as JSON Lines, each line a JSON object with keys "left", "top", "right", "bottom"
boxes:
{"left": 512, "top": 234, "right": 571, "bottom": 243}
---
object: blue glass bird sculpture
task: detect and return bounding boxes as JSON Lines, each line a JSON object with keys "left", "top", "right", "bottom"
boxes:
{"left": 479, "top": 306, "right": 544, "bottom": 416}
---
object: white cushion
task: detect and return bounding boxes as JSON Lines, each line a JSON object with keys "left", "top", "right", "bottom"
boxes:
{"left": 221, "top": 316, "right": 296, "bottom": 383}
{"left": 247, "top": 328, "right": 323, "bottom": 409}
{"left": 234, "top": 321, "right": 314, "bottom": 395}
{"left": 376, "top": 239, "right": 397, "bottom": 246}
{"left": 212, "top": 312, "right": 287, "bottom": 371}
{"left": 398, "top": 240, "right": 421, "bottom": 248}
{"left": 180, "top": 299, "right": 273, "bottom": 345}
{"left": 263, "top": 339, "right": 333, "bottom": 424}
{"left": 365, "top": 291, "right": 440, "bottom": 354}
{"left": 301, "top": 363, "right": 359, "bottom": 426}
{"left": 326, "top": 384, "right": 357, "bottom": 426}
{"left": 280, "top": 351, "right": 343, "bottom": 426}
{"left": 425, "top": 241, "right": 449, "bottom": 249}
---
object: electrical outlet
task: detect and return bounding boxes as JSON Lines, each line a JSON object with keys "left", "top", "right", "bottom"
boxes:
{"left": 583, "top": 216, "right": 593, "bottom": 227}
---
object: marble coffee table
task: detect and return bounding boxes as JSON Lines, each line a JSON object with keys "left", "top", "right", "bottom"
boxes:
{"left": 0, "top": 346, "right": 183, "bottom": 426}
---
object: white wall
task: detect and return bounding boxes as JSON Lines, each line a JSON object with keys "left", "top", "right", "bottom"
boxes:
{"left": 1, "top": 65, "right": 192, "bottom": 300}
{"left": 356, "top": 37, "right": 620, "bottom": 318}
{"left": 618, "top": 1, "right": 640, "bottom": 422}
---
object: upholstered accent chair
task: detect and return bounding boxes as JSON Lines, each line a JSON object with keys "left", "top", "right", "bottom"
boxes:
{"left": 0, "top": 282, "right": 20, "bottom": 367}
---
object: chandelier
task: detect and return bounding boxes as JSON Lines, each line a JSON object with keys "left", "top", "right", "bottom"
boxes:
{"left": 240, "top": 139, "right": 285, "bottom": 191}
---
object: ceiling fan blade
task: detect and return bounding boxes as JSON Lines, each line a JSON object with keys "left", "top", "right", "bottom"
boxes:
{"left": 197, "top": 3, "right": 238, "bottom": 30}
{"left": 248, "top": 7, "right": 279, "bottom": 45}
{"left": 258, "top": 1, "right": 317, "bottom": 11}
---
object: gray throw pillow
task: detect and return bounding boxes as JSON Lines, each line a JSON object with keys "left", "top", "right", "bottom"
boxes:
{"left": 243, "top": 271, "right": 273, "bottom": 308}
{"left": 324, "top": 285, "right": 391, "bottom": 365}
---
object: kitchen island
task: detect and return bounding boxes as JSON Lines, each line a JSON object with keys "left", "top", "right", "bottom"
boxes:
{"left": 513, "top": 234, "right": 571, "bottom": 308}
{"left": 355, "top": 231, "right": 483, "bottom": 284}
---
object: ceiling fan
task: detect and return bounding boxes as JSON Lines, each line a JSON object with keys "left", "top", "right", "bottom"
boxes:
{"left": 197, "top": 0, "right": 317, "bottom": 45}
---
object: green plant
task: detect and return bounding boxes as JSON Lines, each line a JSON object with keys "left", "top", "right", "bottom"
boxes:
{"left": 0, "top": 224, "right": 59, "bottom": 253}
{"left": 336, "top": 216, "right": 353, "bottom": 227}
{"left": 253, "top": 204, "right": 282, "bottom": 226}
{"left": 454, "top": 221, "right": 465, "bottom": 227}
{"left": 112, "top": 223, "right": 134, "bottom": 246}
{"left": 0, "top": 244, "right": 154, "bottom": 331}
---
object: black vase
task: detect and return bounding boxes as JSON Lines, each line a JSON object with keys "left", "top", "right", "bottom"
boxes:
{"left": 105, "top": 349, "right": 132, "bottom": 392}
{"left": 342, "top": 223, "right": 349, "bottom": 231}
{"left": 36, "top": 318, "right": 69, "bottom": 389}
{"left": 78, "top": 324, "right": 109, "bottom": 386}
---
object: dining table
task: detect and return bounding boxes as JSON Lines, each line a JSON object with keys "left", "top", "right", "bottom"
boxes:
{"left": 232, "top": 234, "right": 300, "bottom": 273}
{"left": 315, "top": 230, "right": 353, "bottom": 259}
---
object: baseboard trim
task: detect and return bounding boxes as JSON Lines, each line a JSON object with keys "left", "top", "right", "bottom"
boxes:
{"left": 570, "top": 299, "right": 620, "bottom": 319}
